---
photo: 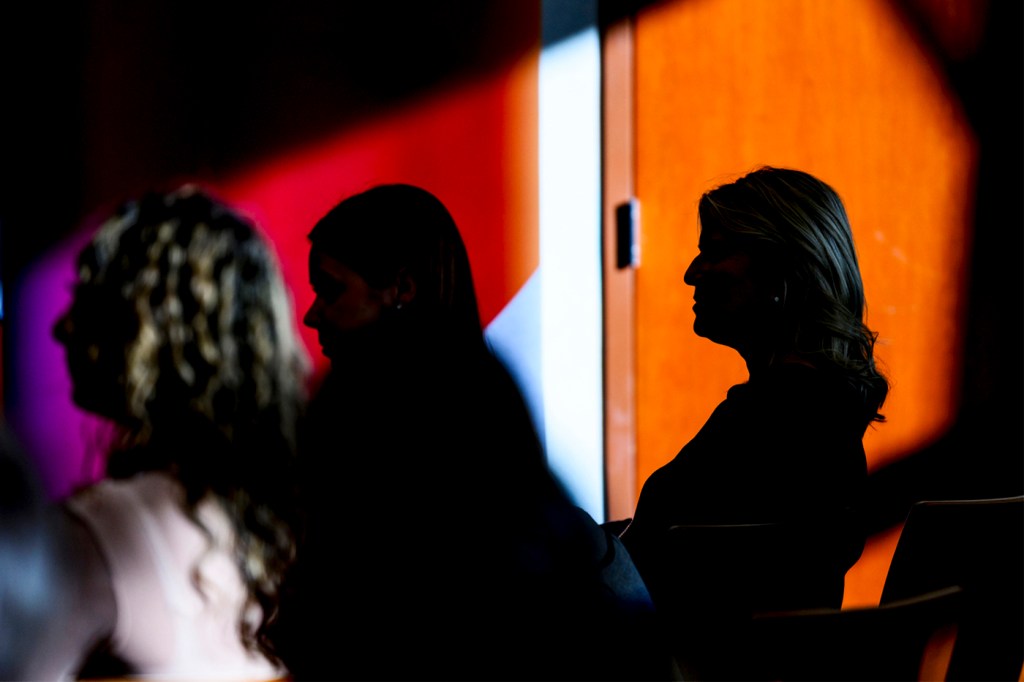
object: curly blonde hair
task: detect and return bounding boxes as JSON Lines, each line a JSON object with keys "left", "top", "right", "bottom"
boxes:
{"left": 70, "top": 184, "right": 309, "bottom": 659}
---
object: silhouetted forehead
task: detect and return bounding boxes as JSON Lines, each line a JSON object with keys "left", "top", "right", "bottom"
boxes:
{"left": 697, "top": 222, "right": 738, "bottom": 248}
{"left": 310, "top": 249, "right": 358, "bottom": 280}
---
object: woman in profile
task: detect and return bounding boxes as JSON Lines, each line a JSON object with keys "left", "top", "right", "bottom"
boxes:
{"left": 618, "top": 166, "right": 890, "bottom": 679}
{"left": 277, "top": 183, "right": 670, "bottom": 681}
{"left": 33, "top": 185, "right": 309, "bottom": 679}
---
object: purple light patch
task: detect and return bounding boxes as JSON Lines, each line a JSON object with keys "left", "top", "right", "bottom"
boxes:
{"left": 7, "top": 226, "right": 109, "bottom": 500}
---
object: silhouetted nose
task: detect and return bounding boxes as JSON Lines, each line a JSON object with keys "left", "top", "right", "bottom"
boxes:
{"left": 302, "top": 301, "right": 320, "bottom": 330}
{"left": 683, "top": 255, "right": 703, "bottom": 286}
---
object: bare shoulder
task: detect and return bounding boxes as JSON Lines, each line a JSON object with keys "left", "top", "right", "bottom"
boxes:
{"left": 60, "top": 503, "right": 118, "bottom": 627}
{"left": 25, "top": 505, "right": 118, "bottom": 680}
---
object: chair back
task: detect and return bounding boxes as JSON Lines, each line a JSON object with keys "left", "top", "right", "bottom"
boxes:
{"left": 747, "top": 585, "right": 964, "bottom": 681}
{"left": 880, "top": 496, "right": 1024, "bottom": 681}
{"left": 658, "top": 521, "right": 852, "bottom": 679}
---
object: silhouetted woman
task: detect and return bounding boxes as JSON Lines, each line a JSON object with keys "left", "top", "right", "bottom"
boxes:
{"left": 35, "top": 186, "right": 309, "bottom": 679}
{"left": 277, "top": 183, "right": 670, "bottom": 681}
{"left": 618, "top": 166, "right": 889, "bottom": 679}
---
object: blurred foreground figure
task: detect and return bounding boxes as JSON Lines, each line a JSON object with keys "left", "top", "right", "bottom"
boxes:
{"left": 618, "top": 166, "right": 890, "bottom": 679}
{"left": 0, "top": 422, "right": 64, "bottom": 680}
{"left": 21, "top": 186, "right": 309, "bottom": 679}
{"left": 276, "top": 183, "right": 672, "bottom": 681}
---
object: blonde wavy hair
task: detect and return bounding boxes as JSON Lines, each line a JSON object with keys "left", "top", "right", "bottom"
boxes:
{"left": 697, "top": 166, "right": 889, "bottom": 427}
{"left": 70, "top": 184, "right": 309, "bottom": 658}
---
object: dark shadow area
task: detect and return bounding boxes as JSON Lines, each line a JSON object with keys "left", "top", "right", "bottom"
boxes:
{"left": 861, "top": 0, "right": 1024, "bottom": 534}
{"left": 0, "top": 1, "right": 535, "bottom": 265}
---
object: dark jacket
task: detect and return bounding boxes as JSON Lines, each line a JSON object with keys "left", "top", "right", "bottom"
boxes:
{"left": 620, "top": 362, "right": 869, "bottom": 679}
{"left": 276, "top": 328, "right": 670, "bottom": 680}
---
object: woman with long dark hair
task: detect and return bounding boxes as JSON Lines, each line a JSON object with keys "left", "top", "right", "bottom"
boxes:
{"left": 279, "top": 183, "right": 670, "bottom": 681}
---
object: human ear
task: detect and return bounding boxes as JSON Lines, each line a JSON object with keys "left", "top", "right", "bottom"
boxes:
{"left": 769, "top": 277, "right": 788, "bottom": 307}
{"left": 393, "top": 268, "right": 416, "bottom": 309}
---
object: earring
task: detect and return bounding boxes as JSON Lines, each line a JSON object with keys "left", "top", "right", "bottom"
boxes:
{"left": 772, "top": 295, "right": 781, "bottom": 304}
{"left": 396, "top": 302, "right": 404, "bottom": 310}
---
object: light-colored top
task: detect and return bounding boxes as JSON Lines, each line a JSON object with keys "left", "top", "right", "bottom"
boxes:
{"left": 65, "top": 472, "right": 285, "bottom": 681}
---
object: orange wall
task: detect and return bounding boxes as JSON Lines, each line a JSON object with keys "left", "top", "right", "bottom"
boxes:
{"left": 631, "top": 0, "right": 977, "bottom": 607}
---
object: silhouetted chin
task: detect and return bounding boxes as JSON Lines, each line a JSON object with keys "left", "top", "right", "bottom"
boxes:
{"left": 68, "top": 375, "right": 124, "bottom": 423}
{"left": 691, "top": 317, "right": 711, "bottom": 342}
{"left": 692, "top": 310, "right": 735, "bottom": 349}
{"left": 323, "top": 311, "right": 408, "bottom": 371}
